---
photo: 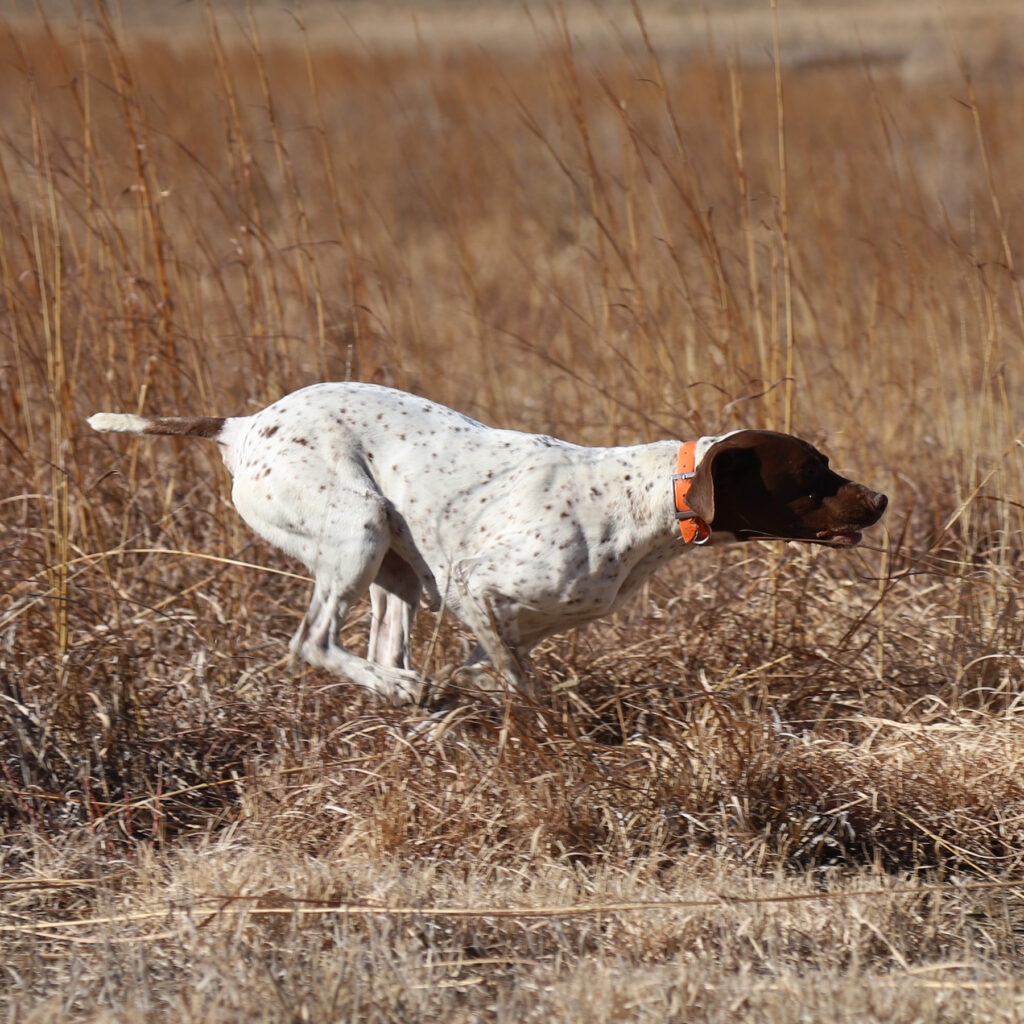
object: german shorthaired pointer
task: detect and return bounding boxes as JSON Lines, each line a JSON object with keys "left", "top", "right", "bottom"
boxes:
{"left": 89, "top": 383, "right": 887, "bottom": 704}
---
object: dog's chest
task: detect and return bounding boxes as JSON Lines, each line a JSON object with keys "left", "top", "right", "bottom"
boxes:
{"left": 425, "top": 447, "right": 679, "bottom": 615}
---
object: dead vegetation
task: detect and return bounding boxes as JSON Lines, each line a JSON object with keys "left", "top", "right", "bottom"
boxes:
{"left": 4, "top": 2, "right": 1024, "bottom": 1020}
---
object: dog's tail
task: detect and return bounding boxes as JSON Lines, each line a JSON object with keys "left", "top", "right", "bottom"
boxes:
{"left": 87, "top": 413, "right": 227, "bottom": 440}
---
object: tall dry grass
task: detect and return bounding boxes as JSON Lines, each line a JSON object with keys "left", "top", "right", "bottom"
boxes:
{"left": 4, "top": 2, "right": 1024, "bottom": 1020}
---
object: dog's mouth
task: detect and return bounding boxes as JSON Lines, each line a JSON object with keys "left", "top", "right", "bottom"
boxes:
{"left": 814, "top": 529, "right": 863, "bottom": 547}
{"left": 732, "top": 527, "right": 865, "bottom": 547}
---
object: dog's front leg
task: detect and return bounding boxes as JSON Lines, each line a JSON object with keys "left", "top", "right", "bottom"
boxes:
{"left": 450, "top": 558, "right": 531, "bottom": 697}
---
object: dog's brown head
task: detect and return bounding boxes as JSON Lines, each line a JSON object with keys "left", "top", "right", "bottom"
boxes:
{"left": 685, "top": 430, "right": 887, "bottom": 546}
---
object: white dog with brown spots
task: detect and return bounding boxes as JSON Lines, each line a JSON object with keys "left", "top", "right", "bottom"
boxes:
{"left": 89, "top": 383, "right": 887, "bottom": 705}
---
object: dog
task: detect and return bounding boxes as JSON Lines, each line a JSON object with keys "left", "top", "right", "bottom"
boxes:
{"left": 89, "top": 382, "right": 887, "bottom": 705}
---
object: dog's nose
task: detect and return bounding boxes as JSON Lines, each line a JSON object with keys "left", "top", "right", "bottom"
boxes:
{"left": 870, "top": 491, "right": 888, "bottom": 514}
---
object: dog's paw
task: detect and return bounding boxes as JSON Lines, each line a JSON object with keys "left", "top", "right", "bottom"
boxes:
{"left": 450, "top": 662, "right": 509, "bottom": 697}
{"left": 386, "top": 668, "right": 425, "bottom": 707}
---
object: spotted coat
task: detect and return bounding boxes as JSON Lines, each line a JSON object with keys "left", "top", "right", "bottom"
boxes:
{"left": 88, "top": 382, "right": 887, "bottom": 705}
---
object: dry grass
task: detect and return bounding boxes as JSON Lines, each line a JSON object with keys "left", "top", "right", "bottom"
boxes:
{"left": 4, "top": 1, "right": 1024, "bottom": 1020}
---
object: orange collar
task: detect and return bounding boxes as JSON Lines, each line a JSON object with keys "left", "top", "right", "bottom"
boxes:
{"left": 673, "top": 442, "right": 712, "bottom": 545}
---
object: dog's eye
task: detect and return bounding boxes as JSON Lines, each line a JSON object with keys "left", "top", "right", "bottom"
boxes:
{"left": 792, "top": 493, "right": 822, "bottom": 512}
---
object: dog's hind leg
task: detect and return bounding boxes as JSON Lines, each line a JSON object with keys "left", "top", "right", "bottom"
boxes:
{"left": 367, "top": 551, "right": 421, "bottom": 671}
{"left": 286, "top": 500, "right": 423, "bottom": 705}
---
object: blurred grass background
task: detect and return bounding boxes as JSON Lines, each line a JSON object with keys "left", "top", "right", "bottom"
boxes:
{"left": 4, "top": 2, "right": 1024, "bottom": 1020}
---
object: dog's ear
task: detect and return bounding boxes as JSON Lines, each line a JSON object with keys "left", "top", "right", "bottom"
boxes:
{"left": 686, "top": 436, "right": 761, "bottom": 523}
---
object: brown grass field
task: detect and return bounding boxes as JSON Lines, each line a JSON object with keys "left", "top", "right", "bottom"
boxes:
{"left": 4, "top": 1, "right": 1024, "bottom": 1020}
